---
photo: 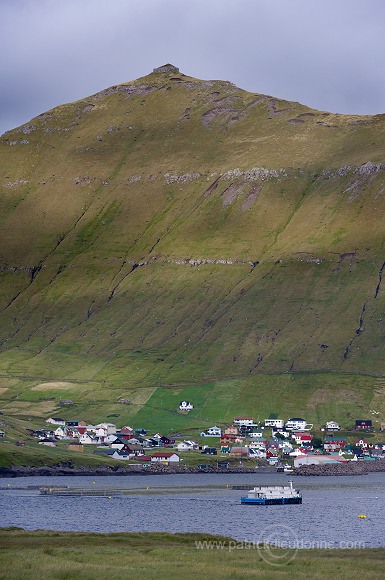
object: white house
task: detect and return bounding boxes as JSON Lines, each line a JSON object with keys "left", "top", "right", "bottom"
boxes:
{"left": 248, "top": 448, "right": 266, "bottom": 459}
{"left": 326, "top": 421, "right": 341, "bottom": 431}
{"left": 95, "top": 423, "right": 117, "bottom": 435}
{"left": 46, "top": 417, "right": 66, "bottom": 426}
{"left": 151, "top": 452, "right": 180, "bottom": 464}
{"left": 289, "top": 448, "right": 309, "bottom": 457}
{"left": 234, "top": 417, "right": 255, "bottom": 427}
{"left": 249, "top": 437, "right": 268, "bottom": 451}
{"left": 179, "top": 401, "right": 194, "bottom": 411}
{"left": 272, "top": 427, "right": 290, "bottom": 438}
{"left": 206, "top": 426, "right": 221, "bottom": 436}
{"left": 285, "top": 418, "right": 312, "bottom": 431}
{"left": 177, "top": 441, "right": 197, "bottom": 451}
{"left": 264, "top": 419, "right": 285, "bottom": 429}
{"left": 122, "top": 437, "right": 141, "bottom": 446}
{"left": 95, "top": 427, "right": 108, "bottom": 438}
{"left": 79, "top": 433, "right": 99, "bottom": 445}
{"left": 54, "top": 426, "right": 76, "bottom": 440}
{"left": 249, "top": 428, "right": 264, "bottom": 438}
{"left": 292, "top": 432, "right": 313, "bottom": 445}
{"left": 112, "top": 450, "right": 132, "bottom": 460}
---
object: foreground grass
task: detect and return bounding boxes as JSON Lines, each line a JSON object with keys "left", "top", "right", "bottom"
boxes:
{"left": 0, "top": 529, "right": 384, "bottom": 580}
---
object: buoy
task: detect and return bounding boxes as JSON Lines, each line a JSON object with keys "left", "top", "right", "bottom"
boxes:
{"left": 358, "top": 515, "right": 366, "bottom": 519}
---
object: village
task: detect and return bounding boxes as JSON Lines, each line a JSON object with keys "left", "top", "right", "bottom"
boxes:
{"left": 7, "top": 400, "right": 385, "bottom": 470}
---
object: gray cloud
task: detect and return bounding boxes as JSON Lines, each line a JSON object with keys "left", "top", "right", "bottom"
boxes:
{"left": 1, "top": 0, "right": 385, "bottom": 135}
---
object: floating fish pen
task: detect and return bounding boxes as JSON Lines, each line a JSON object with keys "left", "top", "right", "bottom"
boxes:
{"left": 39, "top": 488, "right": 125, "bottom": 496}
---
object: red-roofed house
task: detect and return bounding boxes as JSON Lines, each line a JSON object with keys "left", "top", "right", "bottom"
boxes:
{"left": 119, "top": 426, "right": 134, "bottom": 435}
{"left": 323, "top": 437, "right": 346, "bottom": 452}
{"left": 75, "top": 427, "right": 87, "bottom": 436}
{"left": 134, "top": 455, "right": 152, "bottom": 462}
{"left": 224, "top": 425, "right": 239, "bottom": 435}
{"left": 292, "top": 432, "right": 313, "bottom": 445}
{"left": 355, "top": 439, "right": 373, "bottom": 449}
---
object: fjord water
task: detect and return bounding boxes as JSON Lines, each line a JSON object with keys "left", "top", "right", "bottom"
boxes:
{"left": 1, "top": 472, "right": 384, "bottom": 548}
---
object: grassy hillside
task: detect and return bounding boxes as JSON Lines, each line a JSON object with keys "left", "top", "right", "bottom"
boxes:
{"left": 1, "top": 64, "right": 385, "bottom": 435}
{"left": 2, "top": 529, "right": 385, "bottom": 580}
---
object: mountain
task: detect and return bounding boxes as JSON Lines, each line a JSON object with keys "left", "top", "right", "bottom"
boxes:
{"left": 1, "top": 63, "right": 385, "bottom": 429}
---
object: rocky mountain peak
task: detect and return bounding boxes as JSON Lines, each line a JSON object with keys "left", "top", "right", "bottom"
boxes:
{"left": 153, "top": 63, "right": 180, "bottom": 74}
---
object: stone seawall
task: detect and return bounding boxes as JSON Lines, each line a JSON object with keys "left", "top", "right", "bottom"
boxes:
{"left": 0, "top": 463, "right": 260, "bottom": 478}
{"left": 293, "top": 459, "right": 385, "bottom": 476}
{"left": 2, "top": 460, "right": 385, "bottom": 478}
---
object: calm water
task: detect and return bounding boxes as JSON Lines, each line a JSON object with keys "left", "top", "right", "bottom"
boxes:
{"left": 1, "top": 472, "right": 384, "bottom": 548}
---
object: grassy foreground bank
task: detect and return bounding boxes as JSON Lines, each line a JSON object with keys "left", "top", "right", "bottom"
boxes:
{"left": 0, "top": 529, "right": 384, "bottom": 579}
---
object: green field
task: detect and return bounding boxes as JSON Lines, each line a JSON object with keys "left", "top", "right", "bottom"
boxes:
{"left": 0, "top": 529, "right": 384, "bottom": 580}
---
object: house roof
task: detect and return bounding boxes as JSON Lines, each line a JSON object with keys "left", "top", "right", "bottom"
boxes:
{"left": 123, "top": 444, "right": 143, "bottom": 451}
{"left": 151, "top": 452, "right": 177, "bottom": 458}
{"left": 234, "top": 417, "right": 253, "bottom": 420}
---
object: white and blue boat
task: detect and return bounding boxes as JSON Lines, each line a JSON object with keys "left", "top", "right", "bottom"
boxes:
{"left": 240, "top": 480, "right": 302, "bottom": 505}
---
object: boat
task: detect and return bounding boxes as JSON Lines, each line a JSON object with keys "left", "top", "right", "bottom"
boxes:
{"left": 240, "top": 480, "right": 302, "bottom": 505}
{"left": 276, "top": 465, "right": 294, "bottom": 473}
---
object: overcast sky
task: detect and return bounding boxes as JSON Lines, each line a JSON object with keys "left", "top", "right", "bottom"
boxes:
{"left": 1, "top": 0, "right": 385, "bottom": 135}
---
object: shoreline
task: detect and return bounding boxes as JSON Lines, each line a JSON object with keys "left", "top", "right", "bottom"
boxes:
{"left": 0, "top": 463, "right": 262, "bottom": 478}
{"left": 1, "top": 458, "right": 385, "bottom": 477}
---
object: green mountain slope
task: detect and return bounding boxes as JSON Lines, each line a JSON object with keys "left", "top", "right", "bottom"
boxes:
{"left": 1, "top": 64, "right": 385, "bottom": 429}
